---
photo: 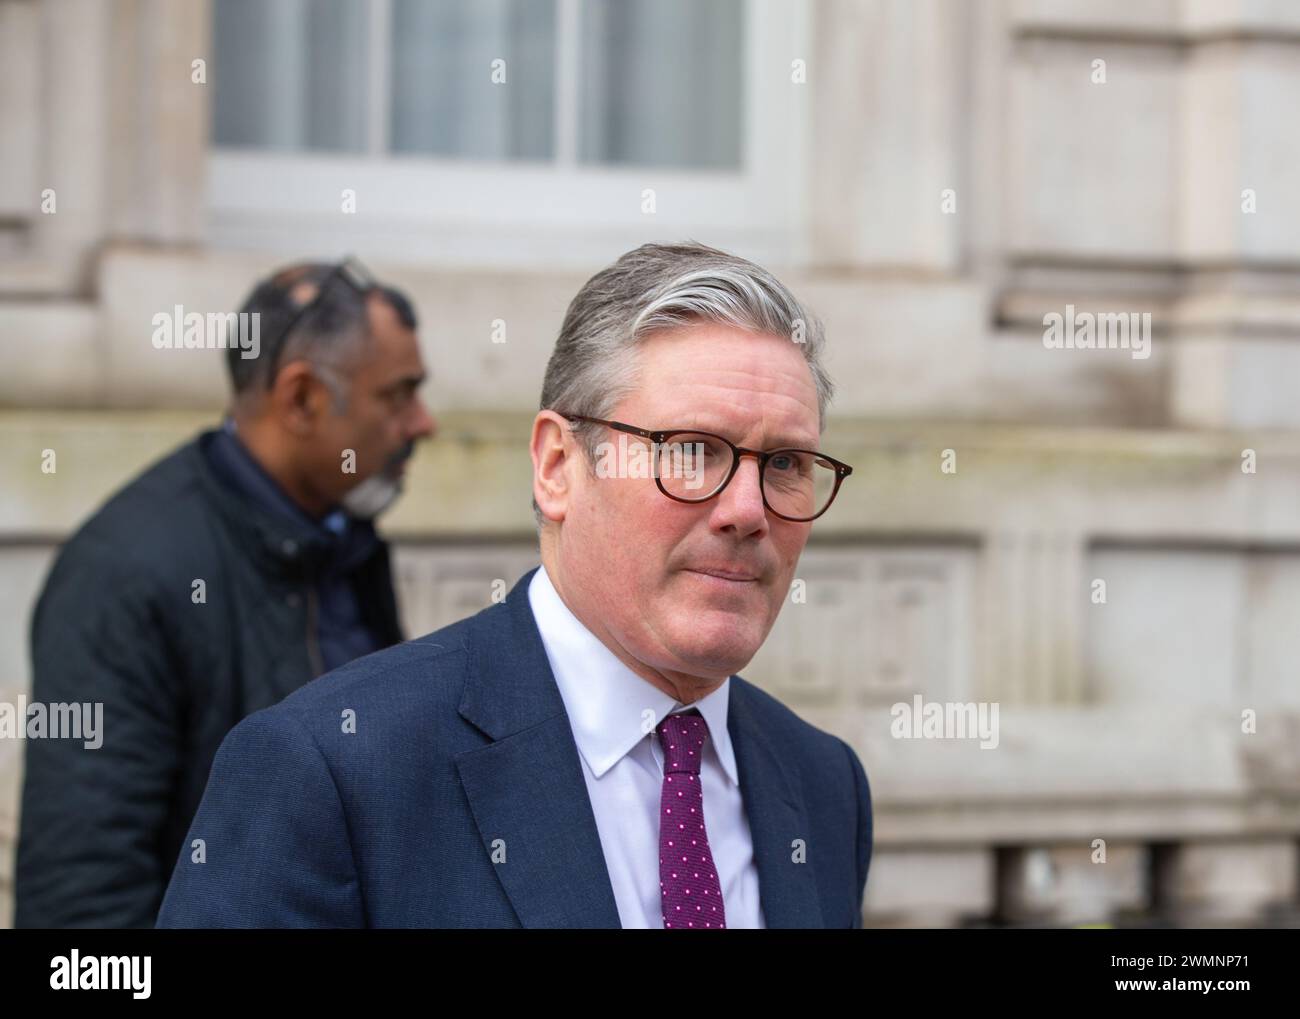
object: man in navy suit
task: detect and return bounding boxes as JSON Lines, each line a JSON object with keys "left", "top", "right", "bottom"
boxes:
{"left": 158, "top": 241, "right": 873, "bottom": 928}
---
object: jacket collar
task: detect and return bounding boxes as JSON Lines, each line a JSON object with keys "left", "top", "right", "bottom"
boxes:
{"left": 189, "top": 429, "right": 379, "bottom": 581}
{"left": 453, "top": 567, "right": 824, "bottom": 928}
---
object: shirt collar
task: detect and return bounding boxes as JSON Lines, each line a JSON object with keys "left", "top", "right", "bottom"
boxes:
{"left": 527, "top": 563, "right": 739, "bottom": 787}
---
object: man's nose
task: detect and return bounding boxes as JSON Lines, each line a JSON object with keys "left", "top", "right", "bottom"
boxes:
{"left": 710, "top": 455, "right": 768, "bottom": 536}
{"left": 408, "top": 397, "right": 436, "bottom": 441}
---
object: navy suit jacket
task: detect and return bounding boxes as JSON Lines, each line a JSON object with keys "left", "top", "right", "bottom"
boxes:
{"left": 157, "top": 568, "right": 873, "bottom": 928}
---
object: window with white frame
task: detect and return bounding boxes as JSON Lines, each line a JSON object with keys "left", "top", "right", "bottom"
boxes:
{"left": 207, "top": 0, "right": 809, "bottom": 266}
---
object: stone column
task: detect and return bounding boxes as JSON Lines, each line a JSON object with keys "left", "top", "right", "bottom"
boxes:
{"left": 105, "top": 0, "right": 212, "bottom": 245}
{"left": 807, "top": 0, "right": 967, "bottom": 272}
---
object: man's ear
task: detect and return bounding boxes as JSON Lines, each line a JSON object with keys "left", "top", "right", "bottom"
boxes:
{"left": 531, "top": 410, "right": 575, "bottom": 524}
{"left": 270, "top": 360, "right": 327, "bottom": 437}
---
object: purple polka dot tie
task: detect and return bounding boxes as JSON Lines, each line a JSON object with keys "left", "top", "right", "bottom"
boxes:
{"left": 656, "top": 709, "right": 726, "bottom": 929}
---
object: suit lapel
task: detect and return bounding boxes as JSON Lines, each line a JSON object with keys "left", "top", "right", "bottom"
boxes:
{"left": 729, "top": 680, "right": 827, "bottom": 928}
{"left": 454, "top": 568, "right": 622, "bottom": 928}
{"left": 453, "top": 567, "right": 825, "bottom": 929}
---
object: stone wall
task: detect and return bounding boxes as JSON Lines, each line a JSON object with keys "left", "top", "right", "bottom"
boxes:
{"left": 2, "top": 0, "right": 1299, "bottom": 927}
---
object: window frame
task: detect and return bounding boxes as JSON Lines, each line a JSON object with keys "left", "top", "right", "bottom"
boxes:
{"left": 205, "top": 0, "right": 811, "bottom": 267}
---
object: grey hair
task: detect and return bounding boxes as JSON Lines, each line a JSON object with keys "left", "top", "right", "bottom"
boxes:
{"left": 533, "top": 241, "right": 833, "bottom": 526}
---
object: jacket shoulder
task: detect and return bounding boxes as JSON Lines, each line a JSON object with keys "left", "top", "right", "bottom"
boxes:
{"left": 48, "top": 436, "right": 214, "bottom": 577}
{"left": 270, "top": 611, "right": 481, "bottom": 723}
{"left": 33, "top": 437, "right": 222, "bottom": 633}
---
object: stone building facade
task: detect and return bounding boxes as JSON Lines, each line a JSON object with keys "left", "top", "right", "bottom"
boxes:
{"left": 1, "top": 0, "right": 1298, "bottom": 926}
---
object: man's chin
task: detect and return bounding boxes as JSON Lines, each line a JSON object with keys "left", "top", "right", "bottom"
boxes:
{"left": 663, "top": 615, "right": 765, "bottom": 679}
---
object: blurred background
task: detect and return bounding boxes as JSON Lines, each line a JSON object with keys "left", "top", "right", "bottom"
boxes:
{"left": 2, "top": 0, "right": 1300, "bottom": 927}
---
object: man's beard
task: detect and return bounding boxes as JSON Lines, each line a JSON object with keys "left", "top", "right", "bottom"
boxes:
{"left": 340, "top": 442, "right": 413, "bottom": 520}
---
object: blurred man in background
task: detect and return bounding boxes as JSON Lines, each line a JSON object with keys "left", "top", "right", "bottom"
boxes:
{"left": 15, "top": 258, "right": 436, "bottom": 927}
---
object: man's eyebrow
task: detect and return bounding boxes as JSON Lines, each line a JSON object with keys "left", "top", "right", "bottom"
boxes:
{"left": 678, "top": 421, "right": 819, "bottom": 449}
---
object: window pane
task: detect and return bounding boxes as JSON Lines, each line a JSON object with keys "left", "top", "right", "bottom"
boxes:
{"left": 212, "top": 0, "right": 368, "bottom": 153}
{"left": 389, "top": 0, "right": 556, "bottom": 160}
{"left": 578, "top": 0, "right": 744, "bottom": 170}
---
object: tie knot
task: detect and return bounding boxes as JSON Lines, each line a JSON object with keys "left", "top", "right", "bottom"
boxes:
{"left": 656, "top": 709, "right": 709, "bottom": 775}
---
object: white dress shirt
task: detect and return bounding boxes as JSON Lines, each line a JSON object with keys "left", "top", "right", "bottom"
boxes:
{"left": 527, "top": 564, "right": 766, "bottom": 929}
